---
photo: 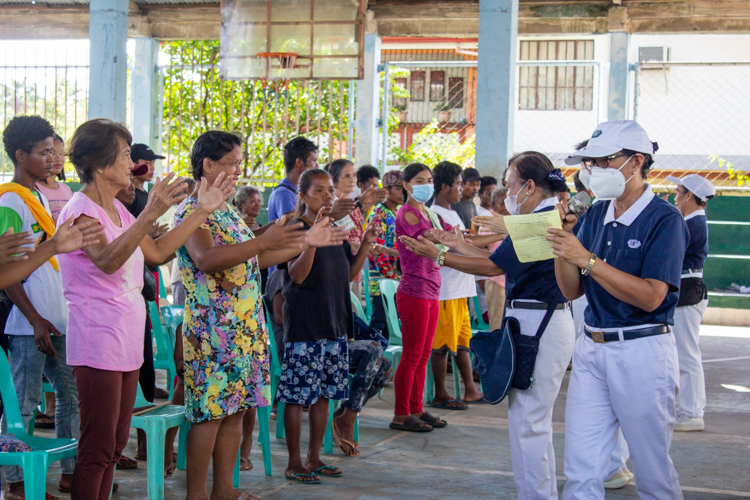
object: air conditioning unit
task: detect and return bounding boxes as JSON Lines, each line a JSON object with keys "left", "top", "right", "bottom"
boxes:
{"left": 638, "top": 47, "right": 670, "bottom": 63}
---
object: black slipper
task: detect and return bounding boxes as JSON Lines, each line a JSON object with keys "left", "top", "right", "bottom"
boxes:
{"left": 389, "top": 416, "right": 433, "bottom": 432}
{"left": 418, "top": 412, "right": 447, "bottom": 428}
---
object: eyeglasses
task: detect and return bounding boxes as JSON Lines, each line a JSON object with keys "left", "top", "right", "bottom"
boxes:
{"left": 581, "top": 153, "right": 632, "bottom": 172}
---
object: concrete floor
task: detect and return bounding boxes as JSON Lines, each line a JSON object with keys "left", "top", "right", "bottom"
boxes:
{"left": 18, "top": 324, "right": 750, "bottom": 499}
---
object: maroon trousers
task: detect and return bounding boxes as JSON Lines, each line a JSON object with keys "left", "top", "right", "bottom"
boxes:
{"left": 71, "top": 367, "right": 139, "bottom": 500}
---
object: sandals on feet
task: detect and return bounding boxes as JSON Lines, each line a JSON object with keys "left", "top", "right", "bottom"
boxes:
{"left": 286, "top": 472, "right": 320, "bottom": 484}
{"left": 431, "top": 398, "right": 468, "bottom": 410}
{"left": 238, "top": 492, "right": 261, "bottom": 500}
{"left": 116, "top": 455, "right": 138, "bottom": 469}
{"left": 34, "top": 413, "right": 55, "bottom": 429}
{"left": 312, "top": 465, "right": 343, "bottom": 478}
{"left": 240, "top": 457, "right": 253, "bottom": 471}
{"left": 331, "top": 420, "right": 361, "bottom": 457}
{"left": 418, "top": 412, "right": 448, "bottom": 428}
{"left": 389, "top": 416, "right": 434, "bottom": 432}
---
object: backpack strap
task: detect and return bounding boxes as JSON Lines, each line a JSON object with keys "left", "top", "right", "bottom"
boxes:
{"left": 533, "top": 289, "right": 566, "bottom": 340}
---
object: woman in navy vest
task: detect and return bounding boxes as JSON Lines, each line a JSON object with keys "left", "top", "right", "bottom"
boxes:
{"left": 399, "top": 152, "right": 574, "bottom": 500}
{"left": 666, "top": 174, "right": 715, "bottom": 432}
{"left": 548, "top": 120, "right": 688, "bottom": 499}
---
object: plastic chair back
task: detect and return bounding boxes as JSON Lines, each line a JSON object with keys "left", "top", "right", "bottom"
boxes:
{"left": 363, "top": 268, "right": 373, "bottom": 320}
{"left": 350, "top": 291, "right": 368, "bottom": 322}
{"left": 262, "top": 295, "right": 281, "bottom": 375}
{"left": 156, "top": 267, "right": 168, "bottom": 299}
{"left": 0, "top": 349, "right": 29, "bottom": 438}
{"left": 378, "top": 279, "right": 402, "bottom": 345}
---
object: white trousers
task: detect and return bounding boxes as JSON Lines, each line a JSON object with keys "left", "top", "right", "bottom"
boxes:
{"left": 506, "top": 307, "right": 575, "bottom": 500}
{"left": 570, "top": 295, "right": 630, "bottom": 477}
{"left": 674, "top": 299, "right": 708, "bottom": 418}
{"left": 563, "top": 333, "right": 683, "bottom": 500}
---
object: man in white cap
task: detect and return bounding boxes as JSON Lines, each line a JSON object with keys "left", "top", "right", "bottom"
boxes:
{"left": 547, "top": 120, "right": 687, "bottom": 499}
{"left": 666, "top": 174, "right": 716, "bottom": 432}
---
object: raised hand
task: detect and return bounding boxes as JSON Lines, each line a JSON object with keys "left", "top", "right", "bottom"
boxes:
{"left": 259, "top": 214, "right": 307, "bottom": 252}
{"left": 546, "top": 228, "right": 590, "bottom": 268}
{"left": 556, "top": 203, "right": 579, "bottom": 234}
{"left": 362, "top": 217, "right": 382, "bottom": 244}
{"left": 143, "top": 172, "right": 188, "bottom": 220}
{"left": 328, "top": 197, "right": 357, "bottom": 221}
{"left": 197, "top": 171, "right": 234, "bottom": 215}
{"left": 432, "top": 226, "right": 464, "bottom": 249}
{"left": 0, "top": 228, "right": 35, "bottom": 265}
{"left": 148, "top": 223, "right": 169, "bottom": 239}
{"left": 472, "top": 213, "right": 507, "bottom": 235}
{"left": 359, "top": 185, "right": 387, "bottom": 206}
{"left": 398, "top": 234, "right": 440, "bottom": 261}
{"left": 307, "top": 207, "right": 348, "bottom": 247}
{"left": 51, "top": 215, "right": 105, "bottom": 254}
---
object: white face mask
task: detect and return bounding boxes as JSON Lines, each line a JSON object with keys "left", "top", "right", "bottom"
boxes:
{"left": 578, "top": 168, "right": 592, "bottom": 190}
{"left": 588, "top": 156, "right": 635, "bottom": 201}
{"left": 504, "top": 180, "right": 529, "bottom": 216}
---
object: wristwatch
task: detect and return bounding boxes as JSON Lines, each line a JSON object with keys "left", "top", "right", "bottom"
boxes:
{"left": 354, "top": 197, "right": 363, "bottom": 209}
{"left": 436, "top": 250, "right": 447, "bottom": 267}
{"left": 581, "top": 253, "right": 596, "bottom": 276}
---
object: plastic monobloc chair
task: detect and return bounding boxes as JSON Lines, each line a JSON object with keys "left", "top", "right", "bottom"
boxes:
{"left": 149, "top": 301, "right": 177, "bottom": 400}
{"left": 0, "top": 349, "right": 78, "bottom": 500}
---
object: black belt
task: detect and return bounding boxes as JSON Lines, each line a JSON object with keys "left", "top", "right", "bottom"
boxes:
{"left": 506, "top": 300, "right": 567, "bottom": 311}
{"left": 584, "top": 325, "right": 670, "bottom": 344}
{"left": 681, "top": 268, "right": 703, "bottom": 275}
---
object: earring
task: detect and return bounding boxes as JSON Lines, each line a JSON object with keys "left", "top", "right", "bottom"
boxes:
{"left": 98, "top": 169, "right": 103, "bottom": 174}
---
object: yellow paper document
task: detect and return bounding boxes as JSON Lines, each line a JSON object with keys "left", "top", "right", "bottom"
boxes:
{"left": 504, "top": 210, "right": 562, "bottom": 263}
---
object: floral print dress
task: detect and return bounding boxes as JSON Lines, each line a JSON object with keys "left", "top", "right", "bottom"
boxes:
{"left": 173, "top": 198, "right": 271, "bottom": 423}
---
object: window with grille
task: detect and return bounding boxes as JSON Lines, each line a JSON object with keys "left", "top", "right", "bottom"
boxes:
{"left": 410, "top": 71, "right": 425, "bottom": 101}
{"left": 518, "top": 40, "right": 594, "bottom": 111}
{"left": 448, "top": 77, "right": 464, "bottom": 108}
{"left": 393, "top": 77, "right": 407, "bottom": 107}
{"left": 430, "top": 70, "right": 445, "bottom": 102}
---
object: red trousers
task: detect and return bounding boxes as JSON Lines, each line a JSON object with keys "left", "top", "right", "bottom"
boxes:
{"left": 71, "top": 367, "right": 139, "bottom": 500}
{"left": 394, "top": 291, "right": 439, "bottom": 416}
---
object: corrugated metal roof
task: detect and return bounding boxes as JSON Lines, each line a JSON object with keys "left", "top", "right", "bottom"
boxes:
{"left": 0, "top": 0, "right": 219, "bottom": 5}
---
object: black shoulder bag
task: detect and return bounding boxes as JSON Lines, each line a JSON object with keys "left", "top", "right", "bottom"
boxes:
{"left": 511, "top": 289, "right": 566, "bottom": 390}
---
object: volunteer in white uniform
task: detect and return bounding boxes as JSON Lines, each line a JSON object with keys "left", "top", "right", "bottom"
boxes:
{"left": 400, "top": 152, "right": 575, "bottom": 500}
{"left": 548, "top": 120, "right": 688, "bottom": 500}
{"left": 667, "top": 174, "right": 715, "bottom": 432}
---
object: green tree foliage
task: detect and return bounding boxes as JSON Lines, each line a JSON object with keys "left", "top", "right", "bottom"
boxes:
{"left": 162, "top": 41, "right": 353, "bottom": 182}
{"left": 391, "top": 119, "right": 476, "bottom": 169}
{"left": 709, "top": 155, "right": 750, "bottom": 187}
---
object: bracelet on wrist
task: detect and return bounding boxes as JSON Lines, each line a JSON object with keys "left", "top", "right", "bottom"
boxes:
{"left": 581, "top": 253, "right": 596, "bottom": 276}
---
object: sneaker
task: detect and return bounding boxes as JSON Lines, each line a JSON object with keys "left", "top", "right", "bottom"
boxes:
{"left": 674, "top": 414, "right": 704, "bottom": 432}
{"left": 604, "top": 467, "right": 633, "bottom": 489}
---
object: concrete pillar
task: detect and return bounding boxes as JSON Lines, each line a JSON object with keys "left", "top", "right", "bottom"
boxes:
{"left": 355, "top": 33, "right": 381, "bottom": 167}
{"left": 131, "top": 37, "right": 160, "bottom": 151}
{"left": 475, "top": 0, "right": 518, "bottom": 180}
{"left": 607, "top": 31, "right": 630, "bottom": 121}
{"left": 88, "top": 0, "right": 129, "bottom": 122}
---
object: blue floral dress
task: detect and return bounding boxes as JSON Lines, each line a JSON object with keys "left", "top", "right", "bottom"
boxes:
{"left": 173, "top": 198, "right": 271, "bottom": 423}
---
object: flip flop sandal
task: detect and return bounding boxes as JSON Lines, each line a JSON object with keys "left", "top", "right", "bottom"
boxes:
{"left": 34, "top": 413, "right": 55, "bottom": 429}
{"left": 312, "top": 465, "right": 343, "bottom": 478}
{"left": 331, "top": 420, "right": 361, "bottom": 457}
{"left": 419, "top": 412, "right": 448, "bottom": 428}
{"left": 269, "top": 410, "right": 277, "bottom": 420}
{"left": 116, "top": 455, "right": 138, "bottom": 469}
{"left": 164, "top": 463, "right": 176, "bottom": 478}
{"left": 389, "top": 416, "right": 434, "bottom": 433}
{"left": 465, "top": 397, "right": 489, "bottom": 404}
{"left": 238, "top": 492, "right": 261, "bottom": 500}
{"left": 431, "top": 399, "right": 468, "bottom": 410}
{"left": 240, "top": 457, "right": 254, "bottom": 471}
{"left": 286, "top": 472, "right": 320, "bottom": 484}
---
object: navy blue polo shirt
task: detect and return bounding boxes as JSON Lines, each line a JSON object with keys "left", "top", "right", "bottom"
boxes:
{"left": 489, "top": 198, "right": 561, "bottom": 304}
{"left": 577, "top": 186, "right": 689, "bottom": 328}
{"left": 683, "top": 210, "right": 708, "bottom": 271}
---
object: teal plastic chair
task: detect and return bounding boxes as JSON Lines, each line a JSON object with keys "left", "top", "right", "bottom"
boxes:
{"left": 262, "top": 295, "right": 287, "bottom": 441}
{"left": 156, "top": 266, "right": 168, "bottom": 300}
{"left": 160, "top": 304, "right": 185, "bottom": 339}
{"left": 377, "top": 280, "right": 403, "bottom": 377}
{"left": 323, "top": 389, "right": 359, "bottom": 455}
{"left": 350, "top": 291, "right": 367, "bottom": 322}
{"left": 130, "top": 382, "right": 188, "bottom": 499}
{"left": 470, "top": 296, "right": 490, "bottom": 331}
{"left": 0, "top": 349, "right": 78, "bottom": 500}
{"left": 363, "top": 268, "right": 373, "bottom": 321}
{"left": 149, "top": 301, "right": 177, "bottom": 399}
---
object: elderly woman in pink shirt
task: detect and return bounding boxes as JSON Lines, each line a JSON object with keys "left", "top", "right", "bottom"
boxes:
{"left": 57, "top": 118, "right": 233, "bottom": 499}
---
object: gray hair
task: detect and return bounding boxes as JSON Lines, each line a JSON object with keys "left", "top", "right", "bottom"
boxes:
{"left": 490, "top": 186, "right": 508, "bottom": 204}
{"left": 233, "top": 185, "right": 260, "bottom": 208}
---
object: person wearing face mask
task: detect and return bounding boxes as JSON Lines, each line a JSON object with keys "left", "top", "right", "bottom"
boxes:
{"left": 399, "top": 152, "right": 574, "bottom": 499}
{"left": 547, "top": 120, "right": 688, "bottom": 500}
{"left": 666, "top": 174, "right": 715, "bottom": 432}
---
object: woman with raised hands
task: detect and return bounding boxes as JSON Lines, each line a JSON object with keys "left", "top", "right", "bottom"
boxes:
{"left": 57, "top": 118, "right": 234, "bottom": 499}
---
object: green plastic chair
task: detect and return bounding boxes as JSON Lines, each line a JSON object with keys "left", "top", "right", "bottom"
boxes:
{"left": 323, "top": 388, "right": 359, "bottom": 455}
{"left": 0, "top": 349, "right": 78, "bottom": 500}
{"left": 470, "top": 295, "right": 490, "bottom": 331}
{"left": 363, "top": 268, "right": 373, "bottom": 321}
{"left": 377, "top": 279, "right": 403, "bottom": 375}
{"left": 156, "top": 267, "right": 168, "bottom": 300}
{"left": 149, "top": 301, "right": 177, "bottom": 399}
{"left": 262, "top": 295, "right": 287, "bottom": 441}
{"left": 130, "top": 382, "right": 188, "bottom": 499}
{"left": 160, "top": 304, "right": 185, "bottom": 340}
{"left": 350, "top": 290, "right": 367, "bottom": 322}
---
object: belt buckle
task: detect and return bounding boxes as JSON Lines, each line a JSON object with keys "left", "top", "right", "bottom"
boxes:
{"left": 591, "top": 331, "right": 605, "bottom": 343}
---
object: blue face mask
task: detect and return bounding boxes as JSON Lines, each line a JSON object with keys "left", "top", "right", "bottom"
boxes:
{"left": 409, "top": 183, "right": 434, "bottom": 203}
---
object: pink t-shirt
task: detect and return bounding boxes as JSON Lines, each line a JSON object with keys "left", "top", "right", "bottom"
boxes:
{"left": 36, "top": 181, "right": 73, "bottom": 223}
{"left": 481, "top": 230, "right": 506, "bottom": 288}
{"left": 58, "top": 192, "right": 146, "bottom": 372}
{"left": 395, "top": 204, "right": 452, "bottom": 301}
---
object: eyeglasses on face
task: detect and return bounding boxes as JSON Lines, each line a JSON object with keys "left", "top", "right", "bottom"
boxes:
{"left": 581, "top": 153, "right": 632, "bottom": 172}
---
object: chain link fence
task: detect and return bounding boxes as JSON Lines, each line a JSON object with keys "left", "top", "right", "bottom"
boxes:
{"left": 633, "top": 62, "right": 750, "bottom": 191}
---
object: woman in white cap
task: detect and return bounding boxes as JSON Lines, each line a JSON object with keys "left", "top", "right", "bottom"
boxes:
{"left": 547, "top": 119, "right": 688, "bottom": 499}
{"left": 666, "top": 173, "right": 715, "bottom": 432}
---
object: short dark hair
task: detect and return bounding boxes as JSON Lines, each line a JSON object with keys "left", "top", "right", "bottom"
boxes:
{"left": 190, "top": 130, "right": 242, "bottom": 180}
{"left": 356, "top": 165, "right": 380, "bottom": 185}
{"left": 622, "top": 149, "right": 654, "bottom": 179}
{"left": 574, "top": 139, "right": 589, "bottom": 151}
{"left": 296, "top": 168, "right": 330, "bottom": 217}
{"left": 67, "top": 119, "right": 132, "bottom": 184}
{"left": 283, "top": 137, "right": 318, "bottom": 173}
{"left": 433, "top": 161, "right": 462, "bottom": 195}
{"left": 403, "top": 163, "right": 430, "bottom": 183}
{"left": 480, "top": 175, "right": 498, "bottom": 194}
{"left": 2, "top": 115, "right": 55, "bottom": 167}
{"left": 323, "top": 159, "right": 353, "bottom": 185}
{"left": 573, "top": 170, "right": 587, "bottom": 193}
{"left": 509, "top": 151, "right": 567, "bottom": 194}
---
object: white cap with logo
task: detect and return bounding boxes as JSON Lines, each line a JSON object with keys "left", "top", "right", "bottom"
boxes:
{"left": 666, "top": 174, "right": 716, "bottom": 201}
{"left": 566, "top": 120, "right": 658, "bottom": 165}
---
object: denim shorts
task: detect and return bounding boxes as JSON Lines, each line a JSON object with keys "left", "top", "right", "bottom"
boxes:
{"left": 276, "top": 337, "right": 349, "bottom": 406}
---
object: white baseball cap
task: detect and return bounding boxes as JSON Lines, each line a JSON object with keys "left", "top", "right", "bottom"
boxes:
{"left": 666, "top": 174, "right": 716, "bottom": 201}
{"left": 565, "top": 120, "right": 658, "bottom": 165}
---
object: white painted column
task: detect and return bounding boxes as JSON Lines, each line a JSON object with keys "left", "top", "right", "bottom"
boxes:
{"left": 475, "top": 0, "right": 519, "bottom": 179}
{"left": 607, "top": 31, "right": 630, "bottom": 121}
{"left": 88, "top": 0, "right": 129, "bottom": 122}
{"left": 355, "top": 33, "right": 381, "bottom": 167}
{"left": 131, "top": 37, "right": 160, "bottom": 151}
